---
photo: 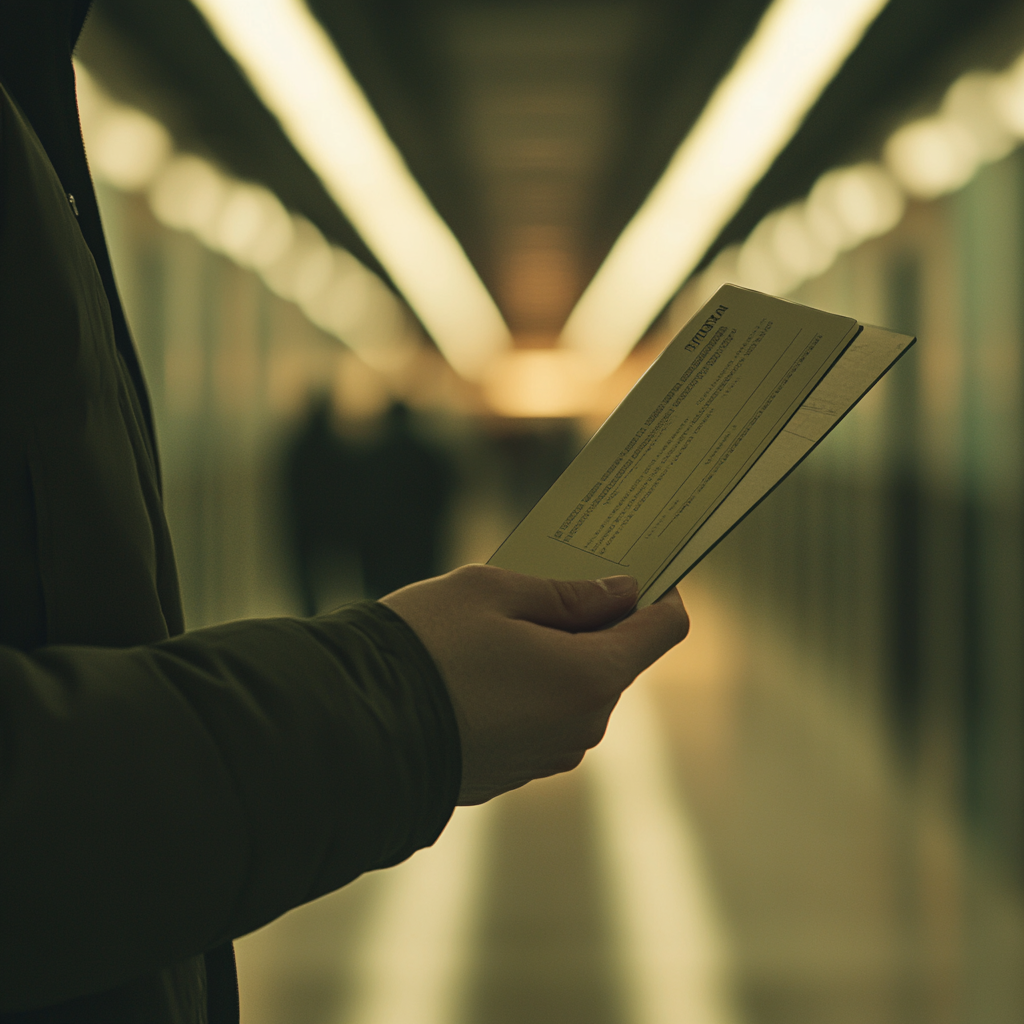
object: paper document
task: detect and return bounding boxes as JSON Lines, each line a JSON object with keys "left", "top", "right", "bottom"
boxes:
{"left": 489, "top": 285, "right": 915, "bottom": 605}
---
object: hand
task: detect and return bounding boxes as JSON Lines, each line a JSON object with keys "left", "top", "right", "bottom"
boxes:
{"left": 381, "top": 564, "right": 689, "bottom": 804}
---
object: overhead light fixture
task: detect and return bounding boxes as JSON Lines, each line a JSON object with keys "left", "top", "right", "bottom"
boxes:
{"left": 943, "top": 72, "right": 1016, "bottom": 163}
{"left": 687, "top": 44, "right": 1024, "bottom": 317}
{"left": 75, "top": 64, "right": 172, "bottom": 191}
{"left": 482, "top": 350, "right": 602, "bottom": 418}
{"left": 211, "top": 183, "right": 295, "bottom": 269}
{"left": 88, "top": 108, "right": 172, "bottom": 191}
{"left": 78, "top": 58, "right": 420, "bottom": 374}
{"left": 149, "top": 154, "right": 229, "bottom": 237}
{"left": 992, "top": 53, "right": 1024, "bottom": 136}
{"left": 884, "top": 117, "right": 980, "bottom": 199}
{"left": 190, "top": 0, "right": 511, "bottom": 379}
{"left": 560, "top": 0, "right": 891, "bottom": 373}
{"left": 884, "top": 71, "right": 1019, "bottom": 200}
{"left": 804, "top": 163, "right": 904, "bottom": 251}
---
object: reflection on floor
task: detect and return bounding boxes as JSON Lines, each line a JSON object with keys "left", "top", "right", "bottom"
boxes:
{"left": 235, "top": 582, "right": 1024, "bottom": 1024}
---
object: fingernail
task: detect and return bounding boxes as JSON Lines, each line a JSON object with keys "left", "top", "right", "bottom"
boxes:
{"left": 598, "top": 575, "right": 637, "bottom": 597}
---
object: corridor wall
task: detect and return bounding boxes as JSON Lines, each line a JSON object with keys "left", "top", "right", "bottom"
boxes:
{"left": 98, "top": 183, "right": 352, "bottom": 627}
{"left": 704, "top": 148, "right": 1024, "bottom": 884}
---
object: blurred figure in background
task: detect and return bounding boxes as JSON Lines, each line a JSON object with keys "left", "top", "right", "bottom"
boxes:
{"left": 283, "top": 395, "right": 457, "bottom": 610}
{"left": 283, "top": 391, "right": 360, "bottom": 615}
{"left": 357, "top": 401, "right": 456, "bottom": 599}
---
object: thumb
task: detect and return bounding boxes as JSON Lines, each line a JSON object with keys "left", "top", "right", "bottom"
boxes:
{"left": 504, "top": 573, "right": 639, "bottom": 632}
{"left": 598, "top": 585, "right": 690, "bottom": 677}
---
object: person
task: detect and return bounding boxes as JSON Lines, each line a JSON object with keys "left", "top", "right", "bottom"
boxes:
{"left": 283, "top": 392, "right": 361, "bottom": 615}
{"left": 355, "top": 401, "right": 456, "bottom": 599}
{"left": 0, "top": 3, "right": 690, "bottom": 1022}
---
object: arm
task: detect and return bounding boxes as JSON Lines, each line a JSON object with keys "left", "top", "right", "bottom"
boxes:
{"left": 0, "top": 602, "right": 459, "bottom": 1012}
{"left": 1, "top": 566, "right": 688, "bottom": 1012}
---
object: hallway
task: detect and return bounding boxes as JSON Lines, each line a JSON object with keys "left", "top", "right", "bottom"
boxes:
{"left": 74, "top": 10, "right": 1024, "bottom": 1016}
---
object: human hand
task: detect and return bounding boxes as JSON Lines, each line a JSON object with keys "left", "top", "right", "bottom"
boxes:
{"left": 380, "top": 564, "right": 689, "bottom": 804}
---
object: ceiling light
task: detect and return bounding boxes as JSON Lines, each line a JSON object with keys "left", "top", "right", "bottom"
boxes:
{"left": 306, "top": 261, "right": 374, "bottom": 338}
{"left": 560, "top": 0, "right": 891, "bottom": 372}
{"left": 149, "top": 155, "right": 228, "bottom": 235}
{"left": 75, "top": 64, "right": 173, "bottom": 192}
{"left": 307, "top": 270, "right": 414, "bottom": 370}
{"left": 992, "top": 54, "right": 1024, "bottom": 136}
{"left": 190, "top": 0, "right": 511, "bottom": 379}
{"left": 805, "top": 163, "right": 904, "bottom": 251}
{"left": 770, "top": 203, "right": 836, "bottom": 280}
{"left": 212, "top": 183, "right": 294, "bottom": 268}
{"left": 260, "top": 216, "right": 329, "bottom": 301}
{"left": 736, "top": 213, "right": 800, "bottom": 295}
{"left": 89, "top": 107, "right": 171, "bottom": 192}
{"left": 77, "top": 58, "right": 420, "bottom": 375}
{"left": 942, "top": 72, "right": 1015, "bottom": 163}
{"left": 884, "top": 117, "right": 979, "bottom": 199}
{"left": 731, "top": 161, "right": 903, "bottom": 298}
{"left": 290, "top": 228, "right": 336, "bottom": 306}
{"left": 483, "top": 350, "right": 601, "bottom": 418}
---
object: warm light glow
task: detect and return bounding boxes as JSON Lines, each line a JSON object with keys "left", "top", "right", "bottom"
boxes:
{"left": 884, "top": 116, "right": 980, "bottom": 199}
{"left": 307, "top": 267, "right": 416, "bottom": 373}
{"left": 149, "top": 156, "right": 417, "bottom": 369}
{"left": 306, "top": 251, "right": 374, "bottom": 333}
{"left": 673, "top": 45, "right": 1024, "bottom": 315}
{"left": 692, "top": 160, "right": 904, "bottom": 303}
{"left": 262, "top": 217, "right": 333, "bottom": 304}
{"left": 992, "top": 54, "right": 1024, "bottom": 136}
{"left": 736, "top": 213, "right": 798, "bottom": 295}
{"left": 768, "top": 203, "right": 836, "bottom": 281}
{"left": 943, "top": 72, "right": 1016, "bottom": 162}
{"left": 190, "top": 0, "right": 511, "bottom": 379}
{"left": 561, "top": 0, "right": 890, "bottom": 371}
{"left": 211, "top": 182, "right": 294, "bottom": 269}
{"left": 482, "top": 349, "right": 601, "bottom": 418}
{"left": 88, "top": 108, "right": 172, "bottom": 191}
{"left": 76, "top": 64, "right": 172, "bottom": 191}
{"left": 804, "top": 162, "right": 904, "bottom": 251}
{"left": 732, "top": 162, "right": 904, "bottom": 297}
{"left": 885, "top": 65, "right": 1024, "bottom": 201}
{"left": 149, "top": 154, "right": 229, "bottom": 235}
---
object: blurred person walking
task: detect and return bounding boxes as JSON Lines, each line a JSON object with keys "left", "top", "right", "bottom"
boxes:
{"left": 283, "top": 392, "right": 360, "bottom": 615}
{"left": 357, "top": 402, "right": 456, "bottom": 599}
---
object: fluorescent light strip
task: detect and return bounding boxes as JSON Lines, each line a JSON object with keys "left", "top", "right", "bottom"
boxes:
{"left": 191, "top": 0, "right": 510, "bottom": 380}
{"left": 561, "top": 0, "right": 891, "bottom": 372}
{"left": 76, "top": 61, "right": 418, "bottom": 372}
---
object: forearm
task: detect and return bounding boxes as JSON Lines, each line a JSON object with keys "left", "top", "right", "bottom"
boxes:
{"left": 0, "top": 601, "right": 460, "bottom": 1012}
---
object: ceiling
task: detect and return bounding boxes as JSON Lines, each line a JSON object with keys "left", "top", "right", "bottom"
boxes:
{"left": 81, "top": 0, "right": 1024, "bottom": 346}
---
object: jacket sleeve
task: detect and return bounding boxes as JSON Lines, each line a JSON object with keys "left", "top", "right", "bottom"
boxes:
{"left": 0, "top": 601, "right": 461, "bottom": 1012}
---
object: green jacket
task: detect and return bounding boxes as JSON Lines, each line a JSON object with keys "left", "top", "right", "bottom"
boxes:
{"left": 0, "top": 4, "right": 461, "bottom": 1021}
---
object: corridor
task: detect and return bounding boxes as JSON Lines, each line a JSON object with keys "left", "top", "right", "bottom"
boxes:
{"left": 63, "top": 2, "right": 1024, "bottom": 1021}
